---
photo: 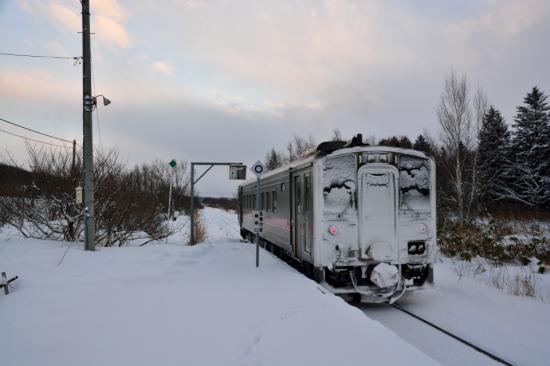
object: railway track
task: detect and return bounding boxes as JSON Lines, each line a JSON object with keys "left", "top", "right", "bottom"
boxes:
{"left": 357, "top": 302, "right": 515, "bottom": 366}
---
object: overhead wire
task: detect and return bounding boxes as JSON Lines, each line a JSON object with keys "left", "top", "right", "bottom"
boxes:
{"left": 0, "top": 117, "right": 73, "bottom": 144}
{"left": 0, "top": 52, "right": 81, "bottom": 61}
{"left": 0, "top": 128, "right": 72, "bottom": 149}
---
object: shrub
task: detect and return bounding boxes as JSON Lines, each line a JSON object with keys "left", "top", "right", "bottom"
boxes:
{"left": 438, "top": 218, "right": 550, "bottom": 265}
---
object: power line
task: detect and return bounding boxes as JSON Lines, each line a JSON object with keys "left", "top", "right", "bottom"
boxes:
{"left": 0, "top": 117, "right": 73, "bottom": 144}
{"left": 0, "top": 52, "right": 81, "bottom": 61}
{"left": 0, "top": 128, "right": 72, "bottom": 149}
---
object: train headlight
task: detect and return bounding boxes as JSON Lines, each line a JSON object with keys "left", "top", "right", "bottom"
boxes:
{"left": 328, "top": 226, "right": 338, "bottom": 236}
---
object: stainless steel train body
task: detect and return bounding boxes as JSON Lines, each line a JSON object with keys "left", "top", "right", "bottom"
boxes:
{"left": 238, "top": 145, "right": 436, "bottom": 303}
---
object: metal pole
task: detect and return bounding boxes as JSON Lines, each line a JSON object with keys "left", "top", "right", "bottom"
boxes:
{"left": 82, "top": 0, "right": 95, "bottom": 251}
{"left": 71, "top": 139, "right": 76, "bottom": 174}
{"left": 190, "top": 163, "right": 194, "bottom": 245}
{"left": 255, "top": 176, "right": 260, "bottom": 267}
{"left": 167, "top": 170, "right": 173, "bottom": 219}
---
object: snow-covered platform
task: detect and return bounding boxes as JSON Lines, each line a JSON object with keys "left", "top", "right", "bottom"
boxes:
{"left": 0, "top": 209, "right": 438, "bottom": 366}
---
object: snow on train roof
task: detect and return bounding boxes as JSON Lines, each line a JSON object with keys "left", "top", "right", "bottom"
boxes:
{"left": 241, "top": 145, "right": 431, "bottom": 186}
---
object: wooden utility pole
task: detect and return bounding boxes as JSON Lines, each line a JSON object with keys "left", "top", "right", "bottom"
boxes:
{"left": 82, "top": 0, "right": 95, "bottom": 251}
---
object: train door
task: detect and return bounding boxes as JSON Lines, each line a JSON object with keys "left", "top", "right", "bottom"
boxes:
{"left": 358, "top": 166, "right": 398, "bottom": 261}
{"left": 292, "top": 174, "right": 302, "bottom": 257}
{"left": 291, "top": 171, "right": 313, "bottom": 259}
{"left": 304, "top": 173, "right": 312, "bottom": 255}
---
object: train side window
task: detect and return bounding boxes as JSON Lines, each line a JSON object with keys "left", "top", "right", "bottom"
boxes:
{"left": 266, "top": 192, "right": 271, "bottom": 210}
{"left": 272, "top": 191, "right": 277, "bottom": 212}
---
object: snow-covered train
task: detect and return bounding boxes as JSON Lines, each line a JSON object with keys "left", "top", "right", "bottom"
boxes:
{"left": 238, "top": 135, "right": 436, "bottom": 303}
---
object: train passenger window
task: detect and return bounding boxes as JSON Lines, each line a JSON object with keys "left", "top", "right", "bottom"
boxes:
{"left": 272, "top": 191, "right": 277, "bottom": 212}
{"left": 266, "top": 192, "right": 271, "bottom": 210}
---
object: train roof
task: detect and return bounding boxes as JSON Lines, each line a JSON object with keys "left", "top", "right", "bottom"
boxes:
{"left": 241, "top": 143, "right": 431, "bottom": 186}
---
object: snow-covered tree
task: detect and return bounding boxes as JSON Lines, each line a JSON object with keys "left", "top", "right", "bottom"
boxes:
{"left": 477, "top": 106, "right": 510, "bottom": 203}
{"left": 497, "top": 87, "right": 550, "bottom": 209}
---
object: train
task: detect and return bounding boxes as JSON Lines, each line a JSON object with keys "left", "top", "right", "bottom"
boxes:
{"left": 238, "top": 134, "right": 436, "bottom": 303}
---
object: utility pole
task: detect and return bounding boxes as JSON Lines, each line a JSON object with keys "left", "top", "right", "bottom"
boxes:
{"left": 190, "top": 164, "right": 194, "bottom": 244}
{"left": 82, "top": 0, "right": 95, "bottom": 251}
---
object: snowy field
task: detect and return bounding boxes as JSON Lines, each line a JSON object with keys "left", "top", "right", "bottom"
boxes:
{"left": 0, "top": 207, "right": 438, "bottom": 366}
{"left": 2, "top": 207, "right": 550, "bottom": 366}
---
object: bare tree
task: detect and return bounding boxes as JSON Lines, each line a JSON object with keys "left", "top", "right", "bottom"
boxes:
{"left": 437, "top": 71, "right": 474, "bottom": 225}
{"left": 293, "top": 134, "right": 316, "bottom": 158}
{"left": 331, "top": 128, "right": 344, "bottom": 141}
{"left": 0, "top": 144, "right": 187, "bottom": 246}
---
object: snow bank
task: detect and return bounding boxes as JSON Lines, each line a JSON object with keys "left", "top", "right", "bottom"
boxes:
{"left": 0, "top": 208, "right": 438, "bottom": 366}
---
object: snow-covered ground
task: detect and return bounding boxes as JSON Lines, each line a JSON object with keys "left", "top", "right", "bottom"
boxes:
{"left": 0, "top": 207, "right": 438, "bottom": 366}
{"left": 360, "top": 259, "right": 550, "bottom": 366}
{"left": 395, "top": 261, "right": 550, "bottom": 365}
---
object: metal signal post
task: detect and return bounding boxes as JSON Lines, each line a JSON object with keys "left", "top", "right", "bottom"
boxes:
{"left": 251, "top": 161, "right": 265, "bottom": 267}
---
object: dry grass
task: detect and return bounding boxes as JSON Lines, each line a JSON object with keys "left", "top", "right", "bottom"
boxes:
{"left": 452, "top": 259, "right": 541, "bottom": 300}
{"left": 189, "top": 210, "right": 206, "bottom": 245}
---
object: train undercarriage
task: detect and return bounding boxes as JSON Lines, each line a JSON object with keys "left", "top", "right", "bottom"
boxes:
{"left": 242, "top": 229, "right": 433, "bottom": 303}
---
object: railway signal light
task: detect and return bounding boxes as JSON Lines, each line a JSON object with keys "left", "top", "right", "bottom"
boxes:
{"left": 253, "top": 210, "right": 264, "bottom": 233}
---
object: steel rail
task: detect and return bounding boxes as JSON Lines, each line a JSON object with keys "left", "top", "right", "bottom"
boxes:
{"left": 390, "top": 304, "right": 515, "bottom": 366}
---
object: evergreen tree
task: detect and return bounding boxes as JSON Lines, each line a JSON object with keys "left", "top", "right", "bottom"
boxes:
{"left": 264, "top": 148, "right": 283, "bottom": 171}
{"left": 413, "top": 135, "right": 430, "bottom": 153}
{"left": 398, "top": 136, "right": 413, "bottom": 149}
{"left": 379, "top": 136, "right": 411, "bottom": 148}
{"left": 477, "top": 106, "right": 510, "bottom": 203}
{"left": 500, "top": 87, "right": 550, "bottom": 209}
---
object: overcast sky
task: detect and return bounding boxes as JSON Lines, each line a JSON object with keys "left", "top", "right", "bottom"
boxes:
{"left": 1, "top": 0, "right": 549, "bottom": 196}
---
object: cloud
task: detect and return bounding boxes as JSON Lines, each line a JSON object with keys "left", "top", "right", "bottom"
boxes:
{"left": 450, "top": 0, "right": 550, "bottom": 38}
{"left": 152, "top": 61, "right": 174, "bottom": 76}
{"left": 45, "top": 41, "right": 69, "bottom": 56}
{"left": 44, "top": 1, "right": 132, "bottom": 48}
{"left": 48, "top": 3, "right": 80, "bottom": 31}
{"left": 94, "top": 14, "right": 132, "bottom": 48}
{"left": 0, "top": 69, "right": 73, "bottom": 101}
{"left": 92, "top": 0, "right": 127, "bottom": 22}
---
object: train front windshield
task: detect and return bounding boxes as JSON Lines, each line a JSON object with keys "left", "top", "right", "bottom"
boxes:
{"left": 398, "top": 155, "right": 431, "bottom": 213}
